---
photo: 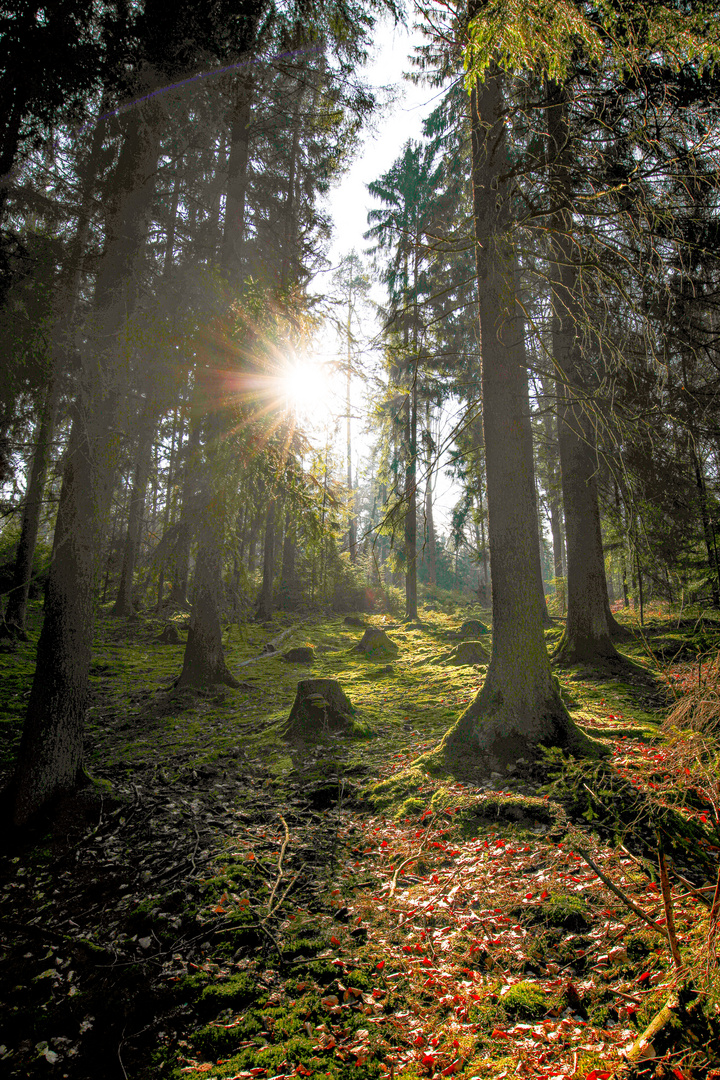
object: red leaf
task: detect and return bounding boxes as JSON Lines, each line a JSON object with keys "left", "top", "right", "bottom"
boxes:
{"left": 420, "top": 1052, "right": 435, "bottom": 1067}
{"left": 376, "top": 960, "right": 385, "bottom": 970}
{"left": 491, "top": 1028, "right": 512, "bottom": 1040}
{"left": 330, "top": 935, "right": 342, "bottom": 946}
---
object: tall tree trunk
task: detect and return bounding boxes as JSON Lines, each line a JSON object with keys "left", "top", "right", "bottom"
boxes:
{"left": 4, "top": 378, "right": 61, "bottom": 636}
{"left": 279, "top": 506, "right": 297, "bottom": 609}
{"left": 170, "top": 412, "right": 200, "bottom": 607}
{"left": 112, "top": 407, "right": 157, "bottom": 616}
{"left": 546, "top": 87, "right": 621, "bottom": 665}
{"left": 176, "top": 485, "right": 239, "bottom": 688}
{"left": 345, "top": 288, "right": 357, "bottom": 563}
{"left": 423, "top": 405, "right": 437, "bottom": 586}
{"left": 440, "top": 55, "right": 593, "bottom": 775}
{"left": 11, "top": 98, "right": 163, "bottom": 825}
{"left": 5, "top": 100, "right": 107, "bottom": 636}
{"left": 691, "top": 442, "right": 720, "bottom": 607}
{"left": 405, "top": 372, "right": 418, "bottom": 620}
{"left": 256, "top": 497, "right": 276, "bottom": 620}
{"left": 222, "top": 77, "right": 253, "bottom": 277}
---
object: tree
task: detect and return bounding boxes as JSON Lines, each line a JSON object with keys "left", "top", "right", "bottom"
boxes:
{"left": 440, "top": 52, "right": 594, "bottom": 773}
{"left": 9, "top": 0, "right": 274, "bottom": 824}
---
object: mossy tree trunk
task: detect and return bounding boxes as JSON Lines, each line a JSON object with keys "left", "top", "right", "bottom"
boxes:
{"left": 441, "top": 54, "right": 593, "bottom": 774}
{"left": 546, "top": 86, "right": 620, "bottom": 666}
{"left": 11, "top": 100, "right": 163, "bottom": 825}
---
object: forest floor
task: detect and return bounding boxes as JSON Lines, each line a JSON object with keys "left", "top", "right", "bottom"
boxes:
{"left": 1, "top": 601, "right": 720, "bottom": 1080}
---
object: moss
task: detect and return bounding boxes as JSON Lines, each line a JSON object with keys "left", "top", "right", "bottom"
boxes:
{"left": 396, "top": 796, "right": 426, "bottom": 818}
{"left": 502, "top": 981, "right": 548, "bottom": 1019}
{"left": 197, "top": 972, "right": 259, "bottom": 1016}
{"left": 512, "top": 890, "right": 591, "bottom": 931}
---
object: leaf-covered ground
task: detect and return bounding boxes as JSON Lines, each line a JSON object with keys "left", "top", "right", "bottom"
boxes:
{"left": 1, "top": 604, "right": 719, "bottom": 1079}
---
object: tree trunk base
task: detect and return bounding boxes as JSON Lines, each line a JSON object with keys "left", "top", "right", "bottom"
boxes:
{"left": 434, "top": 685, "right": 605, "bottom": 781}
{"left": 552, "top": 628, "right": 621, "bottom": 667}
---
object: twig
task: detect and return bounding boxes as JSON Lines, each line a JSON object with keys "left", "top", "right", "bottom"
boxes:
{"left": 575, "top": 845, "right": 667, "bottom": 935}
{"left": 190, "top": 823, "right": 200, "bottom": 874}
{"left": 658, "top": 847, "right": 683, "bottom": 973}
{"left": 267, "top": 872, "right": 300, "bottom": 921}
{"left": 118, "top": 1027, "right": 129, "bottom": 1080}
{"left": 388, "top": 825, "right": 434, "bottom": 898}
{"left": 709, "top": 865, "right": 720, "bottom": 931}
{"left": 267, "top": 815, "right": 289, "bottom": 914}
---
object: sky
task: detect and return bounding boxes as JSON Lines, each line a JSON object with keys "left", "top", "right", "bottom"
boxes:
{"left": 307, "top": 19, "right": 465, "bottom": 539}
{"left": 324, "top": 19, "right": 439, "bottom": 268}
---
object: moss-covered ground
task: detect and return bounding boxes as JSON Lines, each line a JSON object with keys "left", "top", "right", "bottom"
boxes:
{"left": 1, "top": 601, "right": 719, "bottom": 1079}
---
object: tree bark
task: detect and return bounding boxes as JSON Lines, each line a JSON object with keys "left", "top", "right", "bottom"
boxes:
{"left": 11, "top": 97, "right": 162, "bottom": 825}
{"left": 4, "top": 378, "right": 61, "bottom": 636}
{"left": 112, "top": 406, "right": 157, "bottom": 616}
{"left": 176, "top": 484, "right": 239, "bottom": 688}
{"left": 545, "top": 87, "right": 620, "bottom": 665}
{"left": 5, "top": 99, "right": 107, "bottom": 636}
{"left": 405, "top": 371, "right": 418, "bottom": 621}
{"left": 441, "top": 54, "right": 594, "bottom": 774}
{"left": 257, "top": 497, "right": 276, "bottom": 620}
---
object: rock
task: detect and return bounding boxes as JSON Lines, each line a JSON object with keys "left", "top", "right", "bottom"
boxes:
{"left": 158, "top": 623, "right": 182, "bottom": 644}
{"left": 442, "top": 640, "right": 488, "bottom": 665}
{"left": 344, "top": 615, "right": 367, "bottom": 628}
{"left": 282, "top": 646, "right": 315, "bottom": 663}
{"left": 352, "top": 627, "right": 399, "bottom": 658}
{"left": 282, "top": 679, "right": 356, "bottom": 738}
{"left": 458, "top": 619, "right": 489, "bottom": 638}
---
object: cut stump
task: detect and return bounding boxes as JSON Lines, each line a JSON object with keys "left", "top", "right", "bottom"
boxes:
{"left": 442, "top": 640, "right": 488, "bottom": 665}
{"left": 282, "top": 679, "right": 356, "bottom": 738}
{"left": 352, "top": 627, "right": 399, "bottom": 658}
{"left": 282, "top": 646, "right": 315, "bottom": 663}
{"left": 458, "top": 619, "right": 489, "bottom": 638}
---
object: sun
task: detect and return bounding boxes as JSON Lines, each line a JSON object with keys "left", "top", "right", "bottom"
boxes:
{"left": 282, "top": 356, "right": 334, "bottom": 419}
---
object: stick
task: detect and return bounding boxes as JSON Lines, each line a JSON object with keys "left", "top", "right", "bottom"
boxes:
{"left": 657, "top": 848, "right": 683, "bottom": 973}
{"left": 267, "top": 815, "right": 289, "bottom": 914}
{"left": 576, "top": 846, "right": 667, "bottom": 935}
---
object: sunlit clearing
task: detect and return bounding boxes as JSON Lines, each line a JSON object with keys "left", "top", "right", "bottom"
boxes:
{"left": 282, "top": 356, "right": 333, "bottom": 419}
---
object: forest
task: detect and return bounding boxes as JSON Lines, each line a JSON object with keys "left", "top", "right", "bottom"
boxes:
{"left": 1, "top": 0, "right": 720, "bottom": 1077}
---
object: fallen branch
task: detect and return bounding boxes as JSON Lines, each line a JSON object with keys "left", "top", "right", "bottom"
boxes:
{"left": 575, "top": 845, "right": 667, "bottom": 936}
{"left": 657, "top": 846, "right": 683, "bottom": 973}
{"left": 235, "top": 627, "right": 296, "bottom": 669}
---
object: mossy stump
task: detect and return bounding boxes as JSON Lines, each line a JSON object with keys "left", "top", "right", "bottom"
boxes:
{"left": 458, "top": 619, "right": 489, "bottom": 639}
{"left": 282, "top": 646, "right": 315, "bottom": 663}
{"left": 158, "top": 623, "right": 182, "bottom": 644}
{"left": 352, "top": 627, "right": 399, "bottom": 658}
{"left": 442, "top": 640, "right": 488, "bottom": 665}
{"left": 282, "top": 679, "right": 355, "bottom": 738}
{"left": 344, "top": 615, "right": 367, "bottom": 628}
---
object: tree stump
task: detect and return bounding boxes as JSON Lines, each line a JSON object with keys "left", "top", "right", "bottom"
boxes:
{"left": 344, "top": 615, "right": 367, "bottom": 628}
{"left": 352, "top": 627, "right": 399, "bottom": 658}
{"left": 458, "top": 619, "right": 489, "bottom": 638}
{"left": 442, "top": 640, "right": 488, "bottom": 665}
{"left": 158, "top": 623, "right": 182, "bottom": 644}
{"left": 282, "top": 646, "right": 315, "bottom": 663}
{"left": 282, "top": 679, "right": 356, "bottom": 738}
